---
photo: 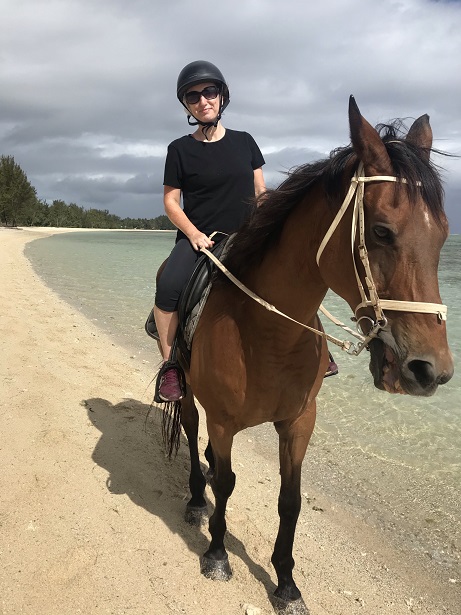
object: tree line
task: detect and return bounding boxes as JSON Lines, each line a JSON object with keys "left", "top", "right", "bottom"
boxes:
{"left": 0, "top": 155, "right": 174, "bottom": 230}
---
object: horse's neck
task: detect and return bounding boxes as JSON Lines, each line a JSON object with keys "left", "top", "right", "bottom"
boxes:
{"left": 248, "top": 189, "right": 331, "bottom": 324}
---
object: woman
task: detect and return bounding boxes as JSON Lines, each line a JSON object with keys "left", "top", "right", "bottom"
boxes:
{"left": 154, "top": 60, "right": 266, "bottom": 402}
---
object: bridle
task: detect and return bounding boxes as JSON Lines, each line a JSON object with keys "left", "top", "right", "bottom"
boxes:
{"left": 202, "top": 161, "right": 447, "bottom": 356}
{"left": 316, "top": 162, "right": 447, "bottom": 354}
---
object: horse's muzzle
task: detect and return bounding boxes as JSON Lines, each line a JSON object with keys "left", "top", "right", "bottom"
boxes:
{"left": 369, "top": 339, "right": 454, "bottom": 397}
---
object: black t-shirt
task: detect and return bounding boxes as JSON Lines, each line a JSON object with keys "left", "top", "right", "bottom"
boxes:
{"left": 163, "top": 129, "right": 265, "bottom": 241}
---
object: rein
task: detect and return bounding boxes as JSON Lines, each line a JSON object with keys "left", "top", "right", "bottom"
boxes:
{"left": 201, "top": 162, "right": 447, "bottom": 356}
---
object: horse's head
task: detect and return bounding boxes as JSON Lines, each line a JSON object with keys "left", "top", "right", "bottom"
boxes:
{"left": 325, "top": 97, "right": 454, "bottom": 396}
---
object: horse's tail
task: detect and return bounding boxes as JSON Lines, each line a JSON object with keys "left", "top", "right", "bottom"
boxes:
{"left": 161, "top": 400, "right": 182, "bottom": 459}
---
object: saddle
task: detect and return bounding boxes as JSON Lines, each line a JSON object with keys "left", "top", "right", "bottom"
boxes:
{"left": 145, "top": 238, "right": 229, "bottom": 366}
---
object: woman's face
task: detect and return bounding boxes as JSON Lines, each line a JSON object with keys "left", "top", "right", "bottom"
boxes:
{"left": 184, "top": 81, "right": 220, "bottom": 123}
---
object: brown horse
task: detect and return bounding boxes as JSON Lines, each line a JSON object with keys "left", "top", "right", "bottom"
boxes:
{"left": 156, "top": 97, "right": 454, "bottom": 614}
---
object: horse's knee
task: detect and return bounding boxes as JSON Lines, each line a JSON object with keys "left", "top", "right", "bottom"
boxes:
{"left": 211, "top": 470, "right": 235, "bottom": 500}
{"left": 278, "top": 493, "right": 301, "bottom": 521}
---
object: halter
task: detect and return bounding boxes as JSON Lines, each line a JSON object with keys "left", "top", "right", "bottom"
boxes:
{"left": 316, "top": 162, "right": 447, "bottom": 354}
{"left": 201, "top": 162, "right": 447, "bottom": 356}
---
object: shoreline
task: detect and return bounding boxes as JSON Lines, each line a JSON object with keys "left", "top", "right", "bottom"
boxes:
{"left": 14, "top": 226, "right": 176, "bottom": 233}
{"left": 1, "top": 227, "right": 459, "bottom": 614}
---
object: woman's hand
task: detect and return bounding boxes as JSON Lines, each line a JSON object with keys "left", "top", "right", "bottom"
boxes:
{"left": 187, "top": 230, "right": 215, "bottom": 252}
{"left": 164, "top": 186, "right": 214, "bottom": 251}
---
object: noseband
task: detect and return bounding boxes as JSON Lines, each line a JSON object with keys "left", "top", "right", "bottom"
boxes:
{"left": 316, "top": 162, "right": 447, "bottom": 354}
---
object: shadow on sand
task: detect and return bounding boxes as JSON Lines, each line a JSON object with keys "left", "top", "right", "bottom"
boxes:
{"left": 86, "top": 396, "right": 275, "bottom": 593}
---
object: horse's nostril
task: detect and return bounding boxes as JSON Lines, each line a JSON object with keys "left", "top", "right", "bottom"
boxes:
{"left": 407, "top": 359, "right": 436, "bottom": 387}
{"left": 437, "top": 371, "right": 453, "bottom": 386}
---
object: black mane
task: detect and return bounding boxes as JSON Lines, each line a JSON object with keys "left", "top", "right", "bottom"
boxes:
{"left": 223, "top": 120, "right": 446, "bottom": 278}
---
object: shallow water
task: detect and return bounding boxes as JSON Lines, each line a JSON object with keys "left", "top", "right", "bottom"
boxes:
{"left": 25, "top": 231, "right": 461, "bottom": 570}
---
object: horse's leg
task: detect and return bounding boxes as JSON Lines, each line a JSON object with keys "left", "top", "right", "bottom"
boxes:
{"left": 200, "top": 427, "right": 235, "bottom": 581}
{"left": 204, "top": 438, "right": 215, "bottom": 479}
{"left": 271, "top": 401, "right": 316, "bottom": 615}
{"left": 180, "top": 385, "right": 208, "bottom": 526}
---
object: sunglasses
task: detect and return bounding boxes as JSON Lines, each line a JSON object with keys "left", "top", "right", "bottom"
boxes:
{"left": 184, "top": 85, "right": 219, "bottom": 105}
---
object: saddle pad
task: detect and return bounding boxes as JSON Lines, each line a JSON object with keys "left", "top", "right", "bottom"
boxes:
{"left": 179, "top": 238, "right": 229, "bottom": 348}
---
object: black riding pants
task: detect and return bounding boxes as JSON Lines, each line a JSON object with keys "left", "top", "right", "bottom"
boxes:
{"left": 154, "top": 238, "right": 203, "bottom": 312}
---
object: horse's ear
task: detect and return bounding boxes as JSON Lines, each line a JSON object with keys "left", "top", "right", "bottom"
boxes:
{"left": 348, "top": 95, "right": 391, "bottom": 173}
{"left": 406, "top": 114, "right": 432, "bottom": 160}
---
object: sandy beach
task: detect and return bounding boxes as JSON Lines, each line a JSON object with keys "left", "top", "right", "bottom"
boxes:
{"left": 0, "top": 226, "right": 459, "bottom": 615}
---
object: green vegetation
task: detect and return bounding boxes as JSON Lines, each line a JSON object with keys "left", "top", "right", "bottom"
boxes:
{"left": 0, "top": 155, "right": 174, "bottom": 230}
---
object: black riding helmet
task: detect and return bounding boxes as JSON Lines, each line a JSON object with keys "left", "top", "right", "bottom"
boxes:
{"left": 176, "top": 60, "right": 230, "bottom": 132}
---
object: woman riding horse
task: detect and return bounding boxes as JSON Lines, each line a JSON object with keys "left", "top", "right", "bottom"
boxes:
{"left": 153, "top": 60, "right": 266, "bottom": 401}
{"left": 156, "top": 97, "right": 453, "bottom": 614}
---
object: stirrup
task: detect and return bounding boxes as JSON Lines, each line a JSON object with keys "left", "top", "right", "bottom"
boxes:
{"left": 154, "top": 360, "right": 187, "bottom": 403}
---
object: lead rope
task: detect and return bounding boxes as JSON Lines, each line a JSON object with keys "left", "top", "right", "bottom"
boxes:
{"left": 201, "top": 239, "right": 356, "bottom": 352}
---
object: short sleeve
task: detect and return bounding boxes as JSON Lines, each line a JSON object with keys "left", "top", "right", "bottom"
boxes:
{"left": 246, "top": 133, "right": 265, "bottom": 170}
{"left": 163, "top": 144, "right": 182, "bottom": 189}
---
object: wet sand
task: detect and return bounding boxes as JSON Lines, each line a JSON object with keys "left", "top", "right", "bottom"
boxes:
{"left": 0, "top": 226, "right": 459, "bottom": 614}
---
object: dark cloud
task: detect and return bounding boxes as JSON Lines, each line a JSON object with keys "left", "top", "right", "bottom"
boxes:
{"left": 1, "top": 0, "right": 460, "bottom": 229}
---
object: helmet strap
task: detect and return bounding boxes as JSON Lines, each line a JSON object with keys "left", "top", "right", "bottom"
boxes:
{"left": 186, "top": 114, "right": 221, "bottom": 140}
{"left": 186, "top": 115, "right": 218, "bottom": 127}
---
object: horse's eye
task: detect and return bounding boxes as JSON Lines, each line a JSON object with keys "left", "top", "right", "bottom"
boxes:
{"left": 373, "top": 225, "right": 393, "bottom": 243}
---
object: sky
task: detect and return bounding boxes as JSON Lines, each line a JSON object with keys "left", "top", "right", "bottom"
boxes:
{"left": 1, "top": 0, "right": 460, "bottom": 230}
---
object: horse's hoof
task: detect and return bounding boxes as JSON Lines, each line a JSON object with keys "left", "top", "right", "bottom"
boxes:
{"left": 200, "top": 554, "right": 232, "bottom": 581}
{"left": 184, "top": 505, "right": 208, "bottom": 527}
{"left": 271, "top": 595, "right": 310, "bottom": 615}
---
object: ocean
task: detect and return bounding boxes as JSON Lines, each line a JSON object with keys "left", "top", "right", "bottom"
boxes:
{"left": 25, "top": 231, "right": 460, "bottom": 574}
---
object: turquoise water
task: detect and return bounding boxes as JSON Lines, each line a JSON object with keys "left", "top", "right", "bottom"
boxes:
{"left": 26, "top": 231, "right": 175, "bottom": 358}
{"left": 25, "top": 231, "right": 460, "bottom": 476}
{"left": 25, "top": 231, "right": 461, "bottom": 567}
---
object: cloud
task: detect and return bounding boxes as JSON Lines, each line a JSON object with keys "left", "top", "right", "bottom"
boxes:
{"left": 1, "top": 0, "right": 460, "bottom": 228}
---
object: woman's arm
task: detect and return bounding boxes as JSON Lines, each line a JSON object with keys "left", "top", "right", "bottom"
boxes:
{"left": 253, "top": 167, "right": 266, "bottom": 204}
{"left": 164, "top": 186, "right": 214, "bottom": 250}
